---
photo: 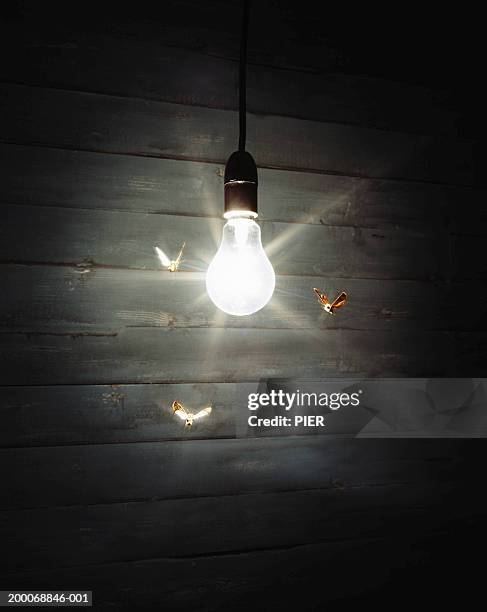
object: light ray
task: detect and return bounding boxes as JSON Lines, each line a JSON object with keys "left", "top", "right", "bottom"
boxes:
{"left": 265, "top": 221, "right": 308, "bottom": 259}
{"left": 266, "top": 295, "right": 317, "bottom": 331}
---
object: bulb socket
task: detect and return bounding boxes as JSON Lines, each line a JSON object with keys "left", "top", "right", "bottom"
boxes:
{"left": 224, "top": 150, "right": 258, "bottom": 218}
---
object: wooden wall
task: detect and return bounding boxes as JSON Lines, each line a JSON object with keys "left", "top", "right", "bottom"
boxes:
{"left": 1, "top": 2, "right": 486, "bottom": 608}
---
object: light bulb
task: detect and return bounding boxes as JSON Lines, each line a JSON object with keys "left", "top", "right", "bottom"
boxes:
{"left": 206, "top": 214, "right": 275, "bottom": 316}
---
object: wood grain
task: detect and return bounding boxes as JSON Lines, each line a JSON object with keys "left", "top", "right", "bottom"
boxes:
{"left": 0, "top": 84, "right": 475, "bottom": 184}
{"left": 2, "top": 481, "right": 481, "bottom": 572}
{"left": 2, "top": 264, "right": 469, "bottom": 333}
{"left": 3, "top": 377, "right": 484, "bottom": 448}
{"left": 2, "top": 0, "right": 361, "bottom": 75}
{"left": 0, "top": 437, "right": 472, "bottom": 510}
{"left": 2, "top": 532, "right": 484, "bottom": 609}
{"left": 0, "top": 1, "right": 484, "bottom": 601}
{"left": 3, "top": 144, "right": 485, "bottom": 234}
{"left": 0, "top": 383, "right": 237, "bottom": 447}
{"left": 0, "top": 328, "right": 455, "bottom": 386}
{"left": 0, "top": 24, "right": 464, "bottom": 136}
{"left": 1, "top": 204, "right": 450, "bottom": 280}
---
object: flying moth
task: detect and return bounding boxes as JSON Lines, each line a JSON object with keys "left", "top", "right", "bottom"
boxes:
{"left": 154, "top": 242, "right": 185, "bottom": 272}
{"left": 172, "top": 400, "right": 212, "bottom": 428}
{"left": 313, "top": 288, "right": 348, "bottom": 314}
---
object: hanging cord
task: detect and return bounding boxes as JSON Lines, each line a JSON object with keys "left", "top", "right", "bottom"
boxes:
{"left": 238, "top": 0, "right": 250, "bottom": 151}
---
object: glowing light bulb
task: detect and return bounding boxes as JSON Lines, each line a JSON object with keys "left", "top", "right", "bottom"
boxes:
{"left": 206, "top": 214, "right": 275, "bottom": 316}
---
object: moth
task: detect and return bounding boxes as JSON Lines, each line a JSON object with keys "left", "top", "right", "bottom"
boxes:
{"left": 313, "top": 288, "right": 348, "bottom": 314}
{"left": 172, "top": 400, "right": 212, "bottom": 428}
{"left": 155, "top": 242, "right": 185, "bottom": 272}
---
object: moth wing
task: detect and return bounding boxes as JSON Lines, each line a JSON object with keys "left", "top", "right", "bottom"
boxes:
{"left": 172, "top": 400, "right": 183, "bottom": 412}
{"left": 175, "top": 408, "right": 189, "bottom": 421}
{"left": 155, "top": 246, "right": 171, "bottom": 268}
{"left": 192, "top": 407, "right": 212, "bottom": 420}
{"left": 313, "top": 287, "right": 330, "bottom": 307}
{"left": 172, "top": 401, "right": 189, "bottom": 420}
{"left": 331, "top": 292, "right": 348, "bottom": 310}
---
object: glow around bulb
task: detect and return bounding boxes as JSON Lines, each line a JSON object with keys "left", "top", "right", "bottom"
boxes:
{"left": 206, "top": 216, "right": 275, "bottom": 316}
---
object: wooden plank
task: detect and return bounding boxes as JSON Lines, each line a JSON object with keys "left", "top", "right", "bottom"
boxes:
{"left": 1, "top": 265, "right": 470, "bottom": 333}
{"left": 2, "top": 0, "right": 356, "bottom": 76}
{"left": 3, "top": 377, "right": 478, "bottom": 449}
{"left": 0, "top": 205, "right": 450, "bottom": 280}
{"left": 0, "top": 383, "right": 237, "bottom": 448}
{"left": 3, "top": 530, "right": 483, "bottom": 609}
{"left": 0, "top": 437, "right": 472, "bottom": 510}
{"left": 0, "top": 2, "right": 475, "bottom": 133}
{"left": 1, "top": 481, "right": 482, "bottom": 572}
{"left": 3, "top": 145, "right": 484, "bottom": 235}
{"left": 4, "top": 376, "right": 484, "bottom": 448}
{"left": 0, "top": 84, "right": 475, "bottom": 184}
{"left": 0, "top": 377, "right": 460, "bottom": 449}
{"left": 0, "top": 328, "right": 454, "bottom": 386}
{"left": 0, "top": 24, "right": 464, "bottom": 136}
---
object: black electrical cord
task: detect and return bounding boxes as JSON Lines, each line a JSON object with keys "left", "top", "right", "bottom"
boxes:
{"left": 238, "top": 0, "right": 250, "bottom": 152}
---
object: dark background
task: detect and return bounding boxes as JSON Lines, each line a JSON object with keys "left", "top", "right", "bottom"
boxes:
{"left": 1, "top": 1, "right": 486, "bottom": 609}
